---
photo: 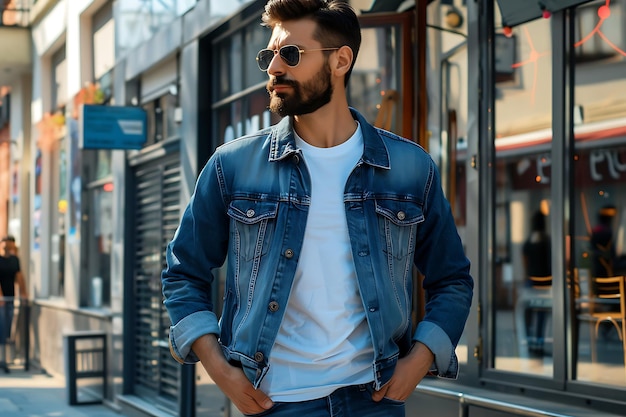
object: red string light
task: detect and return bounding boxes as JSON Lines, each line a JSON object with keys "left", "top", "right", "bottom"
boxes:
{"left": 510, "top": 27, "right": 550, "bottom": 105}
{"left": 505, "top": 0, "right": 624, "bottom": 107}
{"left": 574, "top": 0, "right": 626, "bottom": 57}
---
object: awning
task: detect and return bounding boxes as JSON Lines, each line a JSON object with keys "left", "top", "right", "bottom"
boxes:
{"left": 364, "top": 0, "right": 599, "bottom": 28}
{"left": 497, "top": 0, "right": 597, "bottom": 27}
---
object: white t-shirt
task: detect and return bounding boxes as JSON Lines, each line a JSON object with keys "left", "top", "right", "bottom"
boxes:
{"left": 260, "top": 124, "right": 374, "bottom": 401}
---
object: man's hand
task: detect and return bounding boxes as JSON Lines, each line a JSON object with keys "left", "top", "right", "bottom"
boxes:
{"left": 371, "top": 342, "right": 434, "bottom": 403}
{"left": 192, "top": 335, "right": 274, "bottom": 415}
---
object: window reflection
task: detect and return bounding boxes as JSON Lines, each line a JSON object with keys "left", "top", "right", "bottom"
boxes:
{"left": 349, "top": 26, "right": 401, "bottom": 134}
{"left": 572, "top": 0, "right": 626, "bottom": 387}
{"left": 115, "top": 0, "right": 236, "bottom": 57}
{"left": 493, "top": 11, "right": 553, "bottom": 375}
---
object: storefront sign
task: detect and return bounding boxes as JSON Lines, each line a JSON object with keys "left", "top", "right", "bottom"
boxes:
{"left": 513, "top": 148, "right": 626, "bottom": 189}
{"left": 224, "top": 111, "right": 271, "bottom": 143}
{"left": 80, "top": 104, "right": 147, "bottom": 150}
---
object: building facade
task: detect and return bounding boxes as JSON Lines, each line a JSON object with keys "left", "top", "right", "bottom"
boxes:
{"left": 0, "top": 0, "right": 625, "bottom": 416}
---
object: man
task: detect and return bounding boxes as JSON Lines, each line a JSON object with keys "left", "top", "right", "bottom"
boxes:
{"left": 590, "top": 205, "right": 616, "bottom": 279}
{"left": 0, "top": 235, "right": 28, "bottom": 373}
{"left": 162, "top": 1, "right": 473, "bottom": 416}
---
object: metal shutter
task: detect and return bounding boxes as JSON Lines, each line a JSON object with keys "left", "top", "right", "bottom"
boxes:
{"left": 131, "top": 153, "right": 181, "bottom": 412}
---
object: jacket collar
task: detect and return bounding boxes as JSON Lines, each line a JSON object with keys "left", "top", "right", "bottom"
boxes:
{"left": 268, "top": 108, "right": 391, "bottom": 170}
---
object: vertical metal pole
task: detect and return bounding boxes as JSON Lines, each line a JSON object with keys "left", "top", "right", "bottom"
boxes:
{"left": 25, "top": 301, "right": 29, "bottom": 371}
{"left": 179, "top": 364, "right": 195, "bottom": 417}
{"left": 551, "top": 8, "right": 575, "bottom": 385}
{"left": 459, "top": 397, "right": 469, "bottom": 417}
{"left": 67, "top": 335, "right": 77, "bottom": 405}
{"left": 415, "top": 0, "right": 428, "bottom": 149}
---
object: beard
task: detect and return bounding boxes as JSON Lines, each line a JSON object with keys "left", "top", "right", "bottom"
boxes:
{"left": 267, "top": 64, "right": 333, "bottom": 117}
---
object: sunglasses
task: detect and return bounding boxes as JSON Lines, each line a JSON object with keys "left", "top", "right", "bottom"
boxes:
{"left": 256, "top": 45, "right": 339, "bottom": 71}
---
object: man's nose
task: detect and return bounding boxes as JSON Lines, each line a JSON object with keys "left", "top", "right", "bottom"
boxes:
{"left": 266, "top": 52, "right": 286, "bottom": 76}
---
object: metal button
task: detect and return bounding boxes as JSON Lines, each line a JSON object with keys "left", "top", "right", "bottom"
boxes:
{"left": 246, "top": 209, "right": 255, "bottom": 218}
{"left": 284, "top": 249, "right": 294, "bottom": 258}
{"left": 268, "top": 301, "right": 279, "bottom": 312}
{"left": 254, "top": 352, "right": 264, "bottom": 362}
{"left": 397, "top": 211, "right": 406, "bottom": 221}
{"left": 293, "top": 155, "right": 300, "bottom": 164}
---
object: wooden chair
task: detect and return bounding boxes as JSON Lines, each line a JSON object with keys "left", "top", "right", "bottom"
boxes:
{"left": 580, "top": 275, "right": 626, "bottom": 370}
{"left": 529, "top": 275, "right": 553, "bottom": 290}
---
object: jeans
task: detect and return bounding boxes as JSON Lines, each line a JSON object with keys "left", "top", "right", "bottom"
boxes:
{"left": 0, "top": 300, "right": 14, "bottom": 345}
{"left": 244, "top": 384, "right": 405, "bottom": 417}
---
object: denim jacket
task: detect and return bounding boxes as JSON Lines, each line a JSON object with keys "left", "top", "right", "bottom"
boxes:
{"left": 162, "top": 108, "right": 473, "bottom": 390}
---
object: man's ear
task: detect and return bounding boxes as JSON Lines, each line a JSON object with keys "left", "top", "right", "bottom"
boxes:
{"left": 332, "top": 45, "right": 354, "bottom": 78}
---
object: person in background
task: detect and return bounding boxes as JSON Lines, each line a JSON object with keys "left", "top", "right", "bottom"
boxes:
{"left": 522, "top": 210, "right": 551, "bottom": 355}
{"left": 161, "top": 1, "right": 473, "bottom": 416}
{"left": 0, "top": 235, "right": 28, "bottom": 373}
{"left": 590, "top": 205, "right": 616, "bottom": 279}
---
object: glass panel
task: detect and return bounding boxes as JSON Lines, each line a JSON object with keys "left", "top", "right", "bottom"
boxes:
{"left": 492, "top": 9, "right": 553, "bottom": 376}
{"left": 115, "top": 0, "right": 189, "bottom": 57}
{"left": 142, "top": 98, "right": 165, "bottom": 146}
{"left": 51, "top": 139, "right": 66, "bottom": 297}
{"left": 213, "top": 89, "right": 280, "bottom": 145}
{"left": 572, "top": 0, "right": 626, "bottom": 387}
{"left": 86, "top": 186, "right": 112, "bottom": 306}
{"left": 94, "top": 150, "right": 112, "bottom": 180}
{"left": 245, "top": 21, "right": 271, "bottom": 89}
{"left": 349, "top": 25, "right": 401, "bottom": 134}
{"left": 162, "top": 93, "right": 180, "bottom": 140}
{"left": 51, "top": 46, "right": 67, "bottom": 111}
{"left": 214, "top": 38, "right": 232, "bottom": 101}
{"left": 230, "top": 32, "right": 243, "bottom": 95}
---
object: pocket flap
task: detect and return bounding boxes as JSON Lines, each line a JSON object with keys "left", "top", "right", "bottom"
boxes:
{"left": 228, "top": 200, "right": 279, "bottom": 224}
{"left": 375, "top": 199, "right": 424, "bottom": 226}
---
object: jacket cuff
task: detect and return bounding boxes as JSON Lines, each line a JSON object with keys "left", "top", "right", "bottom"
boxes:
{"left": 414, "top": 320, "right": 459, "bottom": 379}
{"left": 169, "top": 310, "right": 220, "bottom": 364}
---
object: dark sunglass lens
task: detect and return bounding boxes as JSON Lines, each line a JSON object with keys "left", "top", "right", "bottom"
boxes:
{"left": 257, "top": 49, "right": 274, "bottom": 70}
{"left": 280, "top": 46, "right": 301, "bottom": 67}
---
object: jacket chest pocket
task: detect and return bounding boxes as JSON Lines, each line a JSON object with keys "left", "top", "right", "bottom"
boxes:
{"left": 375, "top": 199, "right": 424, "bottom": 260}
{"left": 227, "top": 200, "right": 279, "bottom": 262}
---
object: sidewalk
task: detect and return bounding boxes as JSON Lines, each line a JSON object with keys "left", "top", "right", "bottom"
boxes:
{"left": 0, "top": 363, "right": 127, "bottom": 417}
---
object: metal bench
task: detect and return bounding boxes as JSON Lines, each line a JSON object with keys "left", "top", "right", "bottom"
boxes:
{"left": 64, "top": 331, "right": 107, "bottom": 405}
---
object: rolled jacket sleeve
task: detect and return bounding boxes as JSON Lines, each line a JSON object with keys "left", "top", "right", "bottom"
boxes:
{"left": 162, "top": 153, "right": 230, "bottom": 364}
{"left": 168, "top": 310, "right": 220, "bottom": 364}
{"left": 415, "top": 320, "right": 458, "bottom": 379}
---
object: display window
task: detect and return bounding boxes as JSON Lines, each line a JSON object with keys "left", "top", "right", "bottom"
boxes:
{"left": 487, "top": 0, "right": 626, "bottom": 392}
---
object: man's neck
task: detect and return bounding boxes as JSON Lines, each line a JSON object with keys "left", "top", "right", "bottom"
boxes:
{"left": 293, "top": 101, "right": 356, "bottom": 148}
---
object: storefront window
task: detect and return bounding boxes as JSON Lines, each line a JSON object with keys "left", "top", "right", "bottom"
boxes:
{"left": 572, "top": 0, "right": 626, "bottom": 387}
{"left": 350, "top": 12, "right": 413, "bottom": 138}
{"left": 115, "top": 0, "right": 230, "bottom": 57}
{"left": 349, "top": 25, "right": 401, "bottom": 133}
{"left": 213, "top": 21, "right": 269, "bottom": 103}
{"left": 143, "top": 92, "right": 179, "bottom": 146}
{"left": 492, "top": 10, "right": 553, "bottom": 376}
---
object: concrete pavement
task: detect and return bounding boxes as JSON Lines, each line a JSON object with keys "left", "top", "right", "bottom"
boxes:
{"left": 0, "top": 363, "right": 127, "bottom": 417}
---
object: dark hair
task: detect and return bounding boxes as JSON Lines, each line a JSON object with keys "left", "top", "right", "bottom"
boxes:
{"left": 262, "top": 0, "right": 361, "bottom": 86}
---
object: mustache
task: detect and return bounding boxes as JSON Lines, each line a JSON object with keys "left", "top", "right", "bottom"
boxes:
{"left": 267, "top": 77, "right": 297, "bottom": 91}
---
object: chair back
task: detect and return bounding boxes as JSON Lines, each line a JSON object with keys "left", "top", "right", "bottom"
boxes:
{"left": 590, "top": 276, "right": 623, "bottom": 314}
{"left": 529, "top": 275, "right": 552, "bottom": 290}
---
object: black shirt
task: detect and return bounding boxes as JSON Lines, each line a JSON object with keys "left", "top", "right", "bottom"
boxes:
{"left": 523, "top": 233, "right": 551, "bottom": 278}
{"left": 0, "top": 255, "right": 21, "bottom": 298}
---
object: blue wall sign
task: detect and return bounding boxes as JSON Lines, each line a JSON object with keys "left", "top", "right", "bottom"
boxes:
{"left": 80, "top": 105, "right": 147, "bottom": 150}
